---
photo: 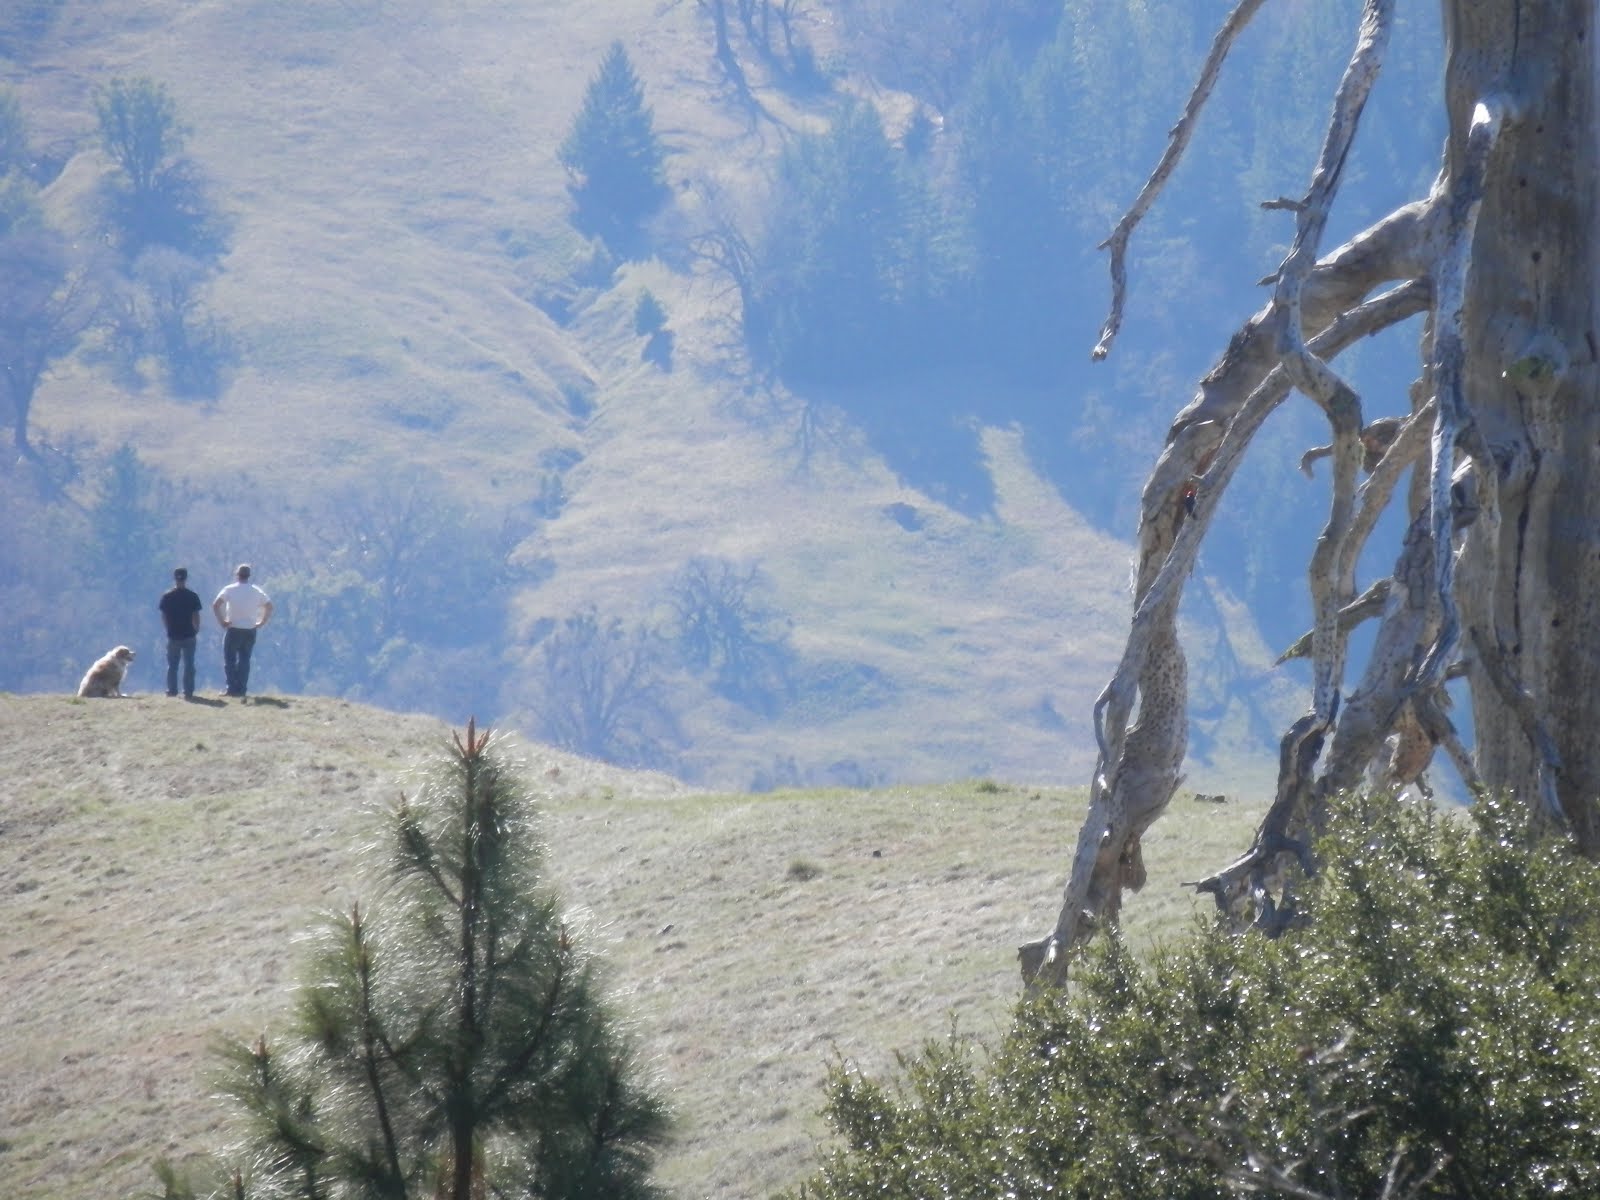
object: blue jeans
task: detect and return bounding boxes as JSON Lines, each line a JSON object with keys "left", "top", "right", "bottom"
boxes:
{"left": 166, "top": 636, "right": 197, "bottom": 696}
{"left": 223, "top": 627, "right": 258, "bottom": 696}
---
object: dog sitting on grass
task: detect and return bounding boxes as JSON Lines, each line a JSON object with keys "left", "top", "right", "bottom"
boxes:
{"left": 76, "top": 646, "right": 135, "bottom": 698}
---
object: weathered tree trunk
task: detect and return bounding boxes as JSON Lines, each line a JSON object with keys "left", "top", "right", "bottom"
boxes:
{"left": 1024, "top": 0, "right": 1600, "bottom": 983}
{"left": 1446, "top": 1, "right": 1600, "bottom": 851}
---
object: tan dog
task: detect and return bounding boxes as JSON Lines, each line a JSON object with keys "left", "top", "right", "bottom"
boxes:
{"left": 77, "top": 646, "right": 136, "bottom": 698}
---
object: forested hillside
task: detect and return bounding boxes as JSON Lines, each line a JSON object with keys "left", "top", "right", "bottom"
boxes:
{"left": 0, "top": 0, "right": 1445, "bottom": 791}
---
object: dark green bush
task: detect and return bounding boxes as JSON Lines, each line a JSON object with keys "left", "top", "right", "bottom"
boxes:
{"left": 800, "top": 791, "right": 1600, "bottom": 1200}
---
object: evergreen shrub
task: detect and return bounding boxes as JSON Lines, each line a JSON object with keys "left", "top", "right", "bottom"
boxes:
{"left": 800, "top": 791, "right": 1600, "bottom": 1200}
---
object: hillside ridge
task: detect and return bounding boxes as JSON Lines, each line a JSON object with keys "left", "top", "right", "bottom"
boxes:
{"left": 0, "top": 691, "right": 1267, "bottom": 1199}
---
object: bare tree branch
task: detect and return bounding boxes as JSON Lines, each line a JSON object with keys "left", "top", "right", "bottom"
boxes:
{"left": 1092, "top": 0, "right": 1272, "bottom": 361}
{"left": 1164, "top": 195, "right": 1436, "bottom": 454}
{"left": 1335, "top": 400, "right": 1433, "bottom": 599}
{"left": 1024, "top": 0, "right": 1600, "bottom": 991}
{"left": 1276, "top": 579, "right": 1393, "bottom": 665}
{"left": 1409, "top": 682, "right": 1481, "bottom": 796}
{"left": 1273, "top": 0, "right": 1394, "bottom": 741}
{"left": 1023, "top": 280, "right": 1430, "bottom": 983}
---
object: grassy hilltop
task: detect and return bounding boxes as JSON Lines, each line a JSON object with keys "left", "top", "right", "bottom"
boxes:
{"left": 0, "top": 691, "right": 1267, "bottom": 1199}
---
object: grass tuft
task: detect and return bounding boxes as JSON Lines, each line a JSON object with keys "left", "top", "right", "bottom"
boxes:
{"left": 787, "top": 858, "right": 824, "bottom": 882}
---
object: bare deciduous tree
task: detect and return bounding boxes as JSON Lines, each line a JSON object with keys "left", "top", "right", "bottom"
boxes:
{"left": 529, "top": 608, "right": 680, "bottom": 770}
{"left": 685, "top": 178, "right": 764, "bottom": 347}
{"left": 1024, "top": 0, "right": 1600, "bottom": 983}
{"left": 666, "top": 556, "right": 793, "bottom": 711}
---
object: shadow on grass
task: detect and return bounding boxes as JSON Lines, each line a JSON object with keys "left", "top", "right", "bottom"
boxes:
{"left": 244, "top": 695, "right": 291, "bottom": 708}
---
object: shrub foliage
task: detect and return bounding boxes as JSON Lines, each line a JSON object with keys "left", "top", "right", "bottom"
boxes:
{"left": 801, "top": 791, "right": 1600, "bottom": 1200}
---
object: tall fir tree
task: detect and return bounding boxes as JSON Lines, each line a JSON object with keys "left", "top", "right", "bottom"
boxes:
{"left": 559, "top": 41, "right": 668, "bottom": 254}
{"left": 155, "top": 720, "right": 670, "bottom": 1200}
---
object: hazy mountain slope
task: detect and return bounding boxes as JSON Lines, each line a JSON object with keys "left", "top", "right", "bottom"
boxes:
{"left": 27, "top": 0, "right": 652, "bottom": 490}
{"left": 0, "top": 692, "right": 1270, "bottom": 1199}
{"left": 4, "top": 0, "right": 1301, "bottom": 791}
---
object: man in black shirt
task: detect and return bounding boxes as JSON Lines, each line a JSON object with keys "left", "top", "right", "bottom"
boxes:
{"left": 158, "top": 566, "right": 203, "bottom": 699}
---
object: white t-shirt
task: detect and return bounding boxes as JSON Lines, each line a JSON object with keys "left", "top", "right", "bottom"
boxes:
{"left": 215, "top": 581, "right": 271, "bottom": 628}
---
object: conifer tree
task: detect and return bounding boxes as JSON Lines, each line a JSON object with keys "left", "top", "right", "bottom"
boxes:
{"left": 756, "top": 100, "right": 916, "bottom": 381}
{"left": 155, "top": 720, "right": 669, "bottom": 1200}
{"left": 558, "top": 42, "right": 668, "bottom": 253}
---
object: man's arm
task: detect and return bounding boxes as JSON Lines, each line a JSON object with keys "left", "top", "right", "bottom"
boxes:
{"left": 257, "top": 598, "right": 274, "bottom": 629}
{"left": 212, "top": 595, "right": 229, "bottom": 627}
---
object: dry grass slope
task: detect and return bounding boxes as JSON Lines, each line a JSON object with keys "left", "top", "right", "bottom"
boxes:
{"left": 5, "top": 0, "right": 1304, "bottom": 793}
{"left": 0, "top": 692, "right": 1267, "bottom": 1200}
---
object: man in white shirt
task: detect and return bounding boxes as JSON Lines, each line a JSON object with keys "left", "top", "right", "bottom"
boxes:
{"left": 212, "top": 563, "right": 274, "bottom": 699}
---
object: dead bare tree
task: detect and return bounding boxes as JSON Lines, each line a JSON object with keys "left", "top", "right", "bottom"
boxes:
{"left": 1024, "top": 0, "right": 1600, "bottom": 984}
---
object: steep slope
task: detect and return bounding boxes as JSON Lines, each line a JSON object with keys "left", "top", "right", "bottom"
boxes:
{"left": 0, "top": 692, "right": 1268, "bottom": 1199}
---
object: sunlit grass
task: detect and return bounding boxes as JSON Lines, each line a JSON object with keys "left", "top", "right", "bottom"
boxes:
{"left": 0, "top": 693, "right": 1266, "bottom": 1200}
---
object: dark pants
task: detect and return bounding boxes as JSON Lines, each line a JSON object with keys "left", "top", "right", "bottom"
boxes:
{"left": 166, "top": 636, "right": 197, "bottom": 697}
{"left": 223, "top": 627, "right": 258, "bottom": 696}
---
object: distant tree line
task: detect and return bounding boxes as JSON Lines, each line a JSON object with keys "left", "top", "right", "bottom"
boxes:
{"left": 672, "top": 0, "right": 1446, "bottom": 654}
{"left": 0, "top": 430, "right": 837, "bottom": 787}
{"left": 0, "top": 4, "right": 1452, "bottom": 788}
{"left": 0, "top": 446, "right": 536, "bottom": 727}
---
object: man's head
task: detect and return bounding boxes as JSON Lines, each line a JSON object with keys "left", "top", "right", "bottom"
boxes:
{"left": 236, "top": 564, "right": 251, "bottom": 581}
{"left": 173, "top": 567, "right": 188, "bottom": 584}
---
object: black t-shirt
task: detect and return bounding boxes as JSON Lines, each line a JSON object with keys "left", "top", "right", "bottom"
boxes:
{"left": 159, "top": 585, "right": 203, "bottom": 639}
